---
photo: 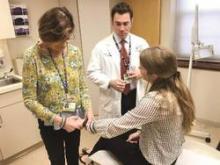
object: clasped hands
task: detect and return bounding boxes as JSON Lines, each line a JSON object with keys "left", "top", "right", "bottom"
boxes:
{"left": 62, "top": 116, "right": 141, "bottom": 145}
{"left": 62, "top": 114, "right": 92, "bottom": 133}
{"left": 64, "top": 117, "right": 141, "bottom": 144}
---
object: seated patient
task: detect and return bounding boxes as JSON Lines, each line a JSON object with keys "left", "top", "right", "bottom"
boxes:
{"left": 85, "top": 47, "right": 195, "bottom": 165}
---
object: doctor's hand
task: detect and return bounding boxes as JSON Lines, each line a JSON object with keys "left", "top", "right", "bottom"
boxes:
{"left": 127, "top": 69, "right": 142, "bottom": 80}
{"left": 109, "top": 79, "right": 126, "bottom": 92}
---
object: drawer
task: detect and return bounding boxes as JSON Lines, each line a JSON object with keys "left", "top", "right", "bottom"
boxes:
{"left": 0, "top": 89, "right": 23, "bottom": 108}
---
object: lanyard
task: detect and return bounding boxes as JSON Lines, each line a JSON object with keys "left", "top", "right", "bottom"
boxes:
{"left": 113, "top": 35, "right": 131, "bottom": 56}
{"left": 49, "top": 50, "right": 68, "bottom": 94}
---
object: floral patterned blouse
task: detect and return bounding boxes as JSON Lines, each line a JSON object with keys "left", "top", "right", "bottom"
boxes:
{"left": 22, "top": 43, "right": 91, "bottom": 124}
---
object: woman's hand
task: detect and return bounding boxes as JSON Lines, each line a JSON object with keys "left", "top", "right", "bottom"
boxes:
{"left": 53, "top": 114, "right": 63, "bottom": 127}
{"left": 126, "top": 130, "right": 141, "bottom": 144}
{"left": 63, "top": 116, "right": 84, "bottom": 132}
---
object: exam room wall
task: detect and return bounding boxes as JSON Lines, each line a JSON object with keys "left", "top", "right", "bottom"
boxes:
{"left": 6, "top": 0, "right": 82, "bottom": 59}
{"left": 5, "top": 0, "right": 113, "bottom": 115}
{"left": 6, "top": 0, "right": 218, "bottom": 124}
{"left": 1, "top": 0, "right": 61, "bottom": 79}
{"left": 160, "top": 0, "right": 220, "bottom": 125}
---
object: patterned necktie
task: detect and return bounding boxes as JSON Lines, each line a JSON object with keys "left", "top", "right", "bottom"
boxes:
{"left": 120, "top": 40, "right": 130, "bottom": 95}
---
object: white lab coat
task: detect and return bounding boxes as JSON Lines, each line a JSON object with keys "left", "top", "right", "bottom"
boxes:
{"left": 87, "top": 33, "right": 149, "bottom": 119}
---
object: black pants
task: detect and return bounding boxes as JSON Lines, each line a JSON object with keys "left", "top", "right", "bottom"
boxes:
{"left": 38, "top": 119, "right": 80, "bottom": 165}
{"left": 121, "top": 88, "right": 137, "bottom": 115}
{"left": 90, "top": 130, "right": 147, "bottom": 165}
{"left": 90, "top": 133, "right": 177, "bottom": 165}
{"left": 90, "top": 89, "right": 144, "bottom": 164}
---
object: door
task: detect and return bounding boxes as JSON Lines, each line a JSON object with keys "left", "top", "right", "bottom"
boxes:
{"left": 124, "top": 0, "right": 161, "bottom": 46}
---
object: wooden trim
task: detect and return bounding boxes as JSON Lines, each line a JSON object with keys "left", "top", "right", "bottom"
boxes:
{"left": 177, "top": 58, "right": 220, "bottom": 71}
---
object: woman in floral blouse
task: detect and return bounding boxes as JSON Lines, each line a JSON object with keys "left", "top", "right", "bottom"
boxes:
{"left": 86, "top": 47, "right": 195, "bottom": 165}
{"left": 22, "top": 7, "right": 93, "bottom": 165}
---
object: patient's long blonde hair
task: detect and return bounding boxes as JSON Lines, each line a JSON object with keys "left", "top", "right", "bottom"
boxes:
{"left": 140, "top": 47, "right": 195, "bottom": 133}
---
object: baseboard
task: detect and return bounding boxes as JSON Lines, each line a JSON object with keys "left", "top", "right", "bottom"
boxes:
{"left": 197, "top": 118, "right": 220, "bottom": 128}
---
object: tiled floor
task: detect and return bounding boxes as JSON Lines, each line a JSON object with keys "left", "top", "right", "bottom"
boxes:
{"left": 4, "top": 122, "right": 220, "bottom": 165}
{"left": 4, "top": 130, "right": 99, "bottom": 165}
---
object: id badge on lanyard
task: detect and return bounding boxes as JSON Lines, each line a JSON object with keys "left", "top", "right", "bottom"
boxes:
{"left": 65, "top": 94, "right": 76, "bottom": 111}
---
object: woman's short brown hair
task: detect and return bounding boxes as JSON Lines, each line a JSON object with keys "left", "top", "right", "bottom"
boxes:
{"left": 38, "top": 7, "right": 74, "bottom": 42}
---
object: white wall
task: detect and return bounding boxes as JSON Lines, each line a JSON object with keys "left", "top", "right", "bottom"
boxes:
{"left": 161, "top": 0, "right": 220, "bottom": 125}
{"left": 77, "top": 0, "right": 111, "bottom": 114}
{"left": 2, "top": 0, "right": 112, "bottom": 115}
{"left": 7, "top": 0, "right": 59, "bottom": 59}
{"left": 3, "top": 0, "right": 220, "bottom": 123}
{"left": 59, "top": 0, "right": 82, "bottom": 49}
{"left": 179, "top": 68, "right": 220, "bottom": 125}
{"left": 6, "top": 0, "right": 82, "bottom": 73}
{"left": 5, "top": 0, "right": 60, "bottom": 74}
{"left": 77, "top": 0, "right": 111, "bottom": 67}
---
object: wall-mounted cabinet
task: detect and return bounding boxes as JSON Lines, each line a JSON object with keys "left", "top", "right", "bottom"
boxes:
{"left": 0, "top": 0, "right": 15, "bottom": 39}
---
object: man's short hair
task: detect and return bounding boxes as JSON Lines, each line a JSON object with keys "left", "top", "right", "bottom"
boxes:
{"left": 111, "top": 2, "right": 133, "bottom": 20}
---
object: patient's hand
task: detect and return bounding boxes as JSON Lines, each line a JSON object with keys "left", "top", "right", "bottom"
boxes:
{"left": 86, "top": 110, "right": 94, "bottom": 126}
{"left": 84, "top": 120, "right": 97, "bottom": 134}
{"left": 126, "top": 131, "right": 141, "bottom": 144}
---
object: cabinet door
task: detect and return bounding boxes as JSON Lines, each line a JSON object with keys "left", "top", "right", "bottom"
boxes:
{"left": 0, "top": 0, "right": 15, "bottom": 39}
{"left": 0, "top": 102, "right": 41, "bottom": 160}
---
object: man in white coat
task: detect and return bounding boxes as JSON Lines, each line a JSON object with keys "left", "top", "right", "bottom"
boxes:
{"left": 84, "top": 2, "right": 150, "bottom": 164}
{"left": 87, "top": 2, "right": 149, "bottom": 119}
